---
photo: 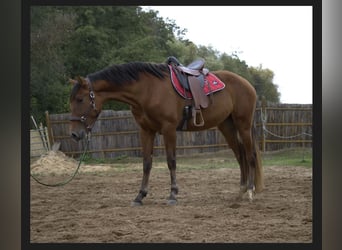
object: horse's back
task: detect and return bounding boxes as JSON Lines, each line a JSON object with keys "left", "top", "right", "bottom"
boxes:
{"left": 212, "top": 70, "right": 257, "bottom": 103}
{"left": 213, "top": 70, "right": 255, "bottom": 92}
{"left": 210, "top": 70, "right": 257, "bottom": 125}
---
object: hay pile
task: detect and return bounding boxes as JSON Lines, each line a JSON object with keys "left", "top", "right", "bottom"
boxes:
{"left": 30, "top": 150, "right": 112, "bottom": 176}
{"left": 30, "top": 150, "right": 79, "bottom": 176}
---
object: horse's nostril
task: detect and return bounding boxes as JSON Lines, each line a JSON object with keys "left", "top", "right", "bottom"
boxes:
{"left": 71, "top": 132, "right": 80, "bottom": 142}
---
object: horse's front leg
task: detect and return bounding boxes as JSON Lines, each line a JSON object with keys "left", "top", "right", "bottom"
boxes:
{"left": 163, "top": 130, "right": 178, "bottom": 205}
{"left": 132, "top": 128, "right": 156, "bottom": 206}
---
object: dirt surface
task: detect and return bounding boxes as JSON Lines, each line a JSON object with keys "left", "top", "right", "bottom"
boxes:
{"left": 30, "top": 151, "right": 312, "bottom": 243}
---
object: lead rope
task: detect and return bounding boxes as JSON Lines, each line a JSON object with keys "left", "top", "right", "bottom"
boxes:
{"left": 30, "top": 134, "right": 91, "bottom": 187}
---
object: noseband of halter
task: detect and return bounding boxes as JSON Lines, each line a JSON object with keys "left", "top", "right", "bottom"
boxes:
{"left": 69, "top": 78, "right": 100, "bottom": 132}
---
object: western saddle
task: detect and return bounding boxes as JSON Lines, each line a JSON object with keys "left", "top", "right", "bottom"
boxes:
{"left": 166, "top": 56, "right": 210, "bottom": 129}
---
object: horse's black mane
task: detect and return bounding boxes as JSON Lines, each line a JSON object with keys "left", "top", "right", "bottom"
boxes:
{"left": 87, "top": 62, "right": 169, "bottom": 85}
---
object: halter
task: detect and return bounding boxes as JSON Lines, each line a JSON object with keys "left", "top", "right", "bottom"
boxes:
{"left": 69, "top": 78, "right": 100, "bottom": 132}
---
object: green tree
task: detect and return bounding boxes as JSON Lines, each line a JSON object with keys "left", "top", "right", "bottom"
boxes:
{"left": 220, "top": 52, "right": 253, "bottom": 83}
{"left": 196, "top": 45, "right": 223, "bottom": 71}
{"left": 30, "top": 6, "right": 76, "bottom": 123}
{"left": 30, "top": 5, "right": 281, "bottom": 125}
{"left": 249, "top": 65, "right": 280, "bottom": 102}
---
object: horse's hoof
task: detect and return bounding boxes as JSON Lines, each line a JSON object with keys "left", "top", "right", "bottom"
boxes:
{"left": 131, "top": 200, "right": 143, "bottom": 207}
{"left": 167, "top": 199, "right": 177, "bottom": 205}
{"left": 247, "top": 189, "right": 254, "bottom": 202}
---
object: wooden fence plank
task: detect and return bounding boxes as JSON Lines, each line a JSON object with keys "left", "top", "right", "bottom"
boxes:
{"left": 46, "top": 102, "right": 312, "bottom": 158}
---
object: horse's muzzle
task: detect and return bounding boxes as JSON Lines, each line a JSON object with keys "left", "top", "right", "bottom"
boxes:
{"left": 71, "top": 130, "right": 85, "bottom": 142}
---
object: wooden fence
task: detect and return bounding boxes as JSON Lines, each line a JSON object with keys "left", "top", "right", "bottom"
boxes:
{"left": 44, "top": 102, "right": 312, "bottom": 159}
{"left": 30, "top": 127, "right": 50, "bottom": 158}
{"left": 254, "top": 102, "right": 312, "bottom": 151}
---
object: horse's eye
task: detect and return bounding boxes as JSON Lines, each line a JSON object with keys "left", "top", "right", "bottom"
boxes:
{"left": 76, "top": 97, "right": 83, "bottom": 103}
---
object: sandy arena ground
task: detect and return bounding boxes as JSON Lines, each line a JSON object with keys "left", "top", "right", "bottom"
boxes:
{"left": 30, "top": 151, "right": 312, "bottom": 243}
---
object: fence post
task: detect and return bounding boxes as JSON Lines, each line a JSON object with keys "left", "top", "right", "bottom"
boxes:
{"left": 45, "top": 111, "right": 54, "bottom": 146}
{"left": 301, "top": 126, "right": 306, "bottom": 162}
{"left": 44, "top": 126, "right": 51, "bottom": 150}
{"left": 261, "top": 97, "right": 266, "bottom": 152}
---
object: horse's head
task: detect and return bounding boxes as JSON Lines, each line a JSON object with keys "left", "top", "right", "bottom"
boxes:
{"left": 69, "top": 76, "right": 101, "bottom": 142}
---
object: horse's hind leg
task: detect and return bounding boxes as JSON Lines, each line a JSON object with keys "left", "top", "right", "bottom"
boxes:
{"left": 236, "top": 123, "right": 257, "bottom": 201}
{"left": 218, "top": 117, "right": 248, "bottom": 199}
{"left": 163, "top": 129, "right": 178, "bottom": 205}
{"left": 132, "top": 128, "right": 156, "bottom": 206}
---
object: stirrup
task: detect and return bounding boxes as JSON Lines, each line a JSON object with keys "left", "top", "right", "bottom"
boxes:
{"left": 192, "top": 108, "right": 205, "bottom": 127}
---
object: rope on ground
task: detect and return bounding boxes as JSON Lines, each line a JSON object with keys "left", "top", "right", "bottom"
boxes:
{"left": 30, "top": 134, "right": 90, "bottom": 187}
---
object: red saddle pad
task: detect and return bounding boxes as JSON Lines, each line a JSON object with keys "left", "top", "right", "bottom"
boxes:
{"left": 168, "top": 65, "right": 225, "bottom": 99}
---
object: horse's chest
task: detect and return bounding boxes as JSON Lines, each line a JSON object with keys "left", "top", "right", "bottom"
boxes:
{"left": 132, "top": 109, "right": 161, "bottom": 131}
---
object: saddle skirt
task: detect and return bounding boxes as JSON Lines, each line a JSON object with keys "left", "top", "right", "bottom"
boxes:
{"left": 168, "top": 65, "right": 225, "bottom": 99}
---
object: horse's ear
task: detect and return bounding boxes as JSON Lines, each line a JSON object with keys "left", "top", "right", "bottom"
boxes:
{"left": 76, "top": 76, "right": 87, "bottom": 86}
{"left": 69, "top": 78, "right": 78, "bottom": 85}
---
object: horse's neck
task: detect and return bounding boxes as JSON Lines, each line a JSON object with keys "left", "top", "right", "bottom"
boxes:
{"left": 94, "top": 79, "right": 144, "bottom": 108}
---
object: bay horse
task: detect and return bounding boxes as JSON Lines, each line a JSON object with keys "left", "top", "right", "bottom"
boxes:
{"left": 69, "top": 60, "right": 264, "bottom": 205}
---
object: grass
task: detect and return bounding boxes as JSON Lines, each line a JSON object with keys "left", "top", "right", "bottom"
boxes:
{"left": 261, "top": 147, "right": 312, "bottom": 167}
{"left": 81, "top": 147, "right": 312, "bottom": 171}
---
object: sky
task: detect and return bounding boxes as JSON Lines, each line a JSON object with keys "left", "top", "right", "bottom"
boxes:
{"left": 142, "top": 6, "right": 312, "bottom": 104}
